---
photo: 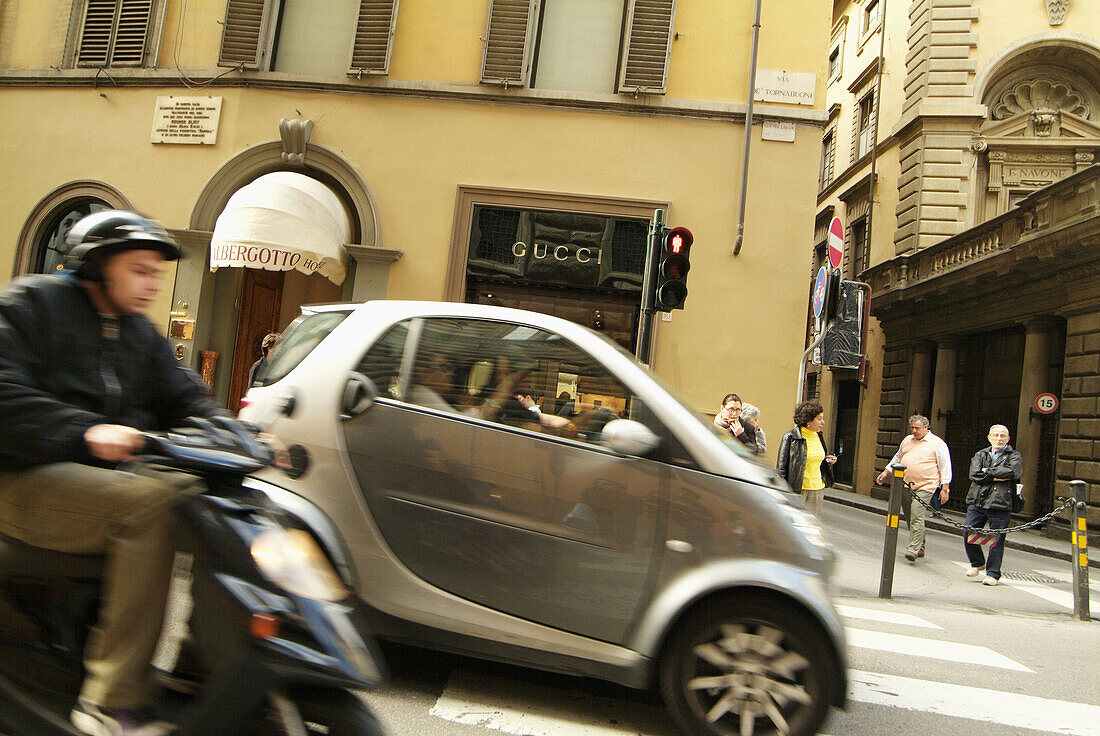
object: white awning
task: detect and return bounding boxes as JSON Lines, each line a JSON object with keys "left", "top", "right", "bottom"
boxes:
{"left": 210, "top": 172, "right": 352, "bottom": 285}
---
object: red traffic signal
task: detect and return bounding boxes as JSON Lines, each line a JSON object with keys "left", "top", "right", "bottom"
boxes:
{"left": 664, "top": 227, "right": 693, "bottom": 255}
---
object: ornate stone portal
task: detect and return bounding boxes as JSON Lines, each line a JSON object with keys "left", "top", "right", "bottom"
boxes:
{"left": 975, "top": 73, "right": 1100, "bottom": 215}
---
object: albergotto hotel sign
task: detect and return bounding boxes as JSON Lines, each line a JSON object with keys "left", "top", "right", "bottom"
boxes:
{"left": 753, "top": 70, "right": 816, "bottom": 106}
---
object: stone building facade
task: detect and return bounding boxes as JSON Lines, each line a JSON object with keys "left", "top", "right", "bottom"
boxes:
{"left": 814, "top": 0, "right": 1100, "bottom": 531}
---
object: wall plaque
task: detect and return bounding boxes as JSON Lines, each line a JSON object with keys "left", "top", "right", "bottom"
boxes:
{"left": 151, "top": 96, "right": 222, "bottom": 145}
{"left": 762, "top": 121, "right": 796, "bottom": 142}
{"left": 754, "top": 70, "right": 816, "bottom": 106}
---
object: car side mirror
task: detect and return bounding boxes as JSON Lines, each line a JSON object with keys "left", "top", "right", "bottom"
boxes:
{"left": 602, "top": 419, "right": 660, "bottom": 458}
{"left": 341, "top": 372, "right": 379, "bottom": 420}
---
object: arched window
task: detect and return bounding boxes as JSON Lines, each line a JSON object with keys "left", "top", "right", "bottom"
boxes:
{"left": 13, "top": 182, "right": 130, "bottom": 278}
{"left": 34, "top": 199, "right": 111, "bottom": 274}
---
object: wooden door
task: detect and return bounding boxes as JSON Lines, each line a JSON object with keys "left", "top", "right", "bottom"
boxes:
{"left": 228, "top": 269, "right": 285, "bottom": 411}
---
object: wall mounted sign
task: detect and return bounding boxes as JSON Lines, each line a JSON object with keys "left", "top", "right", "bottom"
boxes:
{"left": 754, "top": 70, "right": 816, "bottom": 106}
{"left": 762, "top": 121, "right": 796, "bottom": 142}
{"left": 151, "top": 96, "right": 222, "bottom": 145}
{"left": 1034, "top": 392, "right": 1059, "bottom": 414}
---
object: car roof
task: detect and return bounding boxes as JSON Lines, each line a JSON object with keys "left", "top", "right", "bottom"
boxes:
{"left": 318, "top": 300, "right": 620, "bottom": 347}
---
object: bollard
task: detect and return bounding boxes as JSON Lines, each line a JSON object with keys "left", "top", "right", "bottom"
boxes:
{"left": 1069, "top": 480, "right": 1091, "bottom": 622}
{"left": 878, "top": 465, "right": 906, "bottom": 599}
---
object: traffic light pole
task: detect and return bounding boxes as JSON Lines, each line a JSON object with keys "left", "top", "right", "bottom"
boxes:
{"left": 635, "top": 208, "right": 664, "bottom": 365}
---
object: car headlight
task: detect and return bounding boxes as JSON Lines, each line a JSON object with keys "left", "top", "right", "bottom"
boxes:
{"left": 780, "top": 504, "right": 831, "bottom": 550}
{"left": 251, "top": 527, "right": 349, "bottom": 602}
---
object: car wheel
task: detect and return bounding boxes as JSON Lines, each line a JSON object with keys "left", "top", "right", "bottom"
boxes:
{"left": 659, "top": 594, "right": 834, "bottom": 736}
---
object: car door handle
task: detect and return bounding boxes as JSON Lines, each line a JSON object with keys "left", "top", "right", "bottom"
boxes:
{"left": 341, "top": 372, "right": 379, "bottom": 421}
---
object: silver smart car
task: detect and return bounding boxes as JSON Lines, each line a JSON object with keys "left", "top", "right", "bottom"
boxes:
{"left": 240, "top": 300, "right": 847, "bottom": 736}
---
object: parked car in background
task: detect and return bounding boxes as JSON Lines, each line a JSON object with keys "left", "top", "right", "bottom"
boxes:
{"left": 241, "top": 300, "right": 847, "bottom": 736}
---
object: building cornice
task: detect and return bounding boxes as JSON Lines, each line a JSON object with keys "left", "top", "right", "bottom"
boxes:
{"left": 0, "top": 68, "right": 829, "bottom": 127}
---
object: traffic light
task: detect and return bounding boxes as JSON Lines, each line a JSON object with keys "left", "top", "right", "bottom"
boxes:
{"left": 655, "top": 226, "right": 693, "bottom": 311}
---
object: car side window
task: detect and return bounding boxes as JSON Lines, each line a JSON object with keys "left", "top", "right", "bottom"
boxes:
{"left": 406, "top": 317, "right": 639, "bottom": 448}
{"left": 355, "top": 321, "right": 410, "bottom": 399}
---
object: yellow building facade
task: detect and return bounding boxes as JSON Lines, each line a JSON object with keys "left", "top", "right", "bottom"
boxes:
{"left": 0, "top": 0, "right": 830, "bottom": 453}
{"left": 814, "top": 0, "right": 1100, "bottom": 529}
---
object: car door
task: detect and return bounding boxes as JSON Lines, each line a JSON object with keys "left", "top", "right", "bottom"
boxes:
{"left": 342, "top": 316, "right": 665, "bottom": 645}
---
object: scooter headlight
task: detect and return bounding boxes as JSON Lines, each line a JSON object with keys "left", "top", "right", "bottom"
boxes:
{"left": 251, "top": 527, "right": 349, "bottom": 602}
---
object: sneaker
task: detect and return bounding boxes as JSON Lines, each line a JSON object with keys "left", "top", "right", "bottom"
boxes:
{"left": 904, "top": 552, "right": 917, "bottom": 562}
{"left": 71, "top": 699, "right": 174, "bottom": 736}
{"left": 983, "top": 576, "right": 1000, "bottom": 586}
{"left": 965, "top": 565, "right": 986, "bottom": 578}
{"left": 916, "top": 547, "right": 925, "bottom": 558}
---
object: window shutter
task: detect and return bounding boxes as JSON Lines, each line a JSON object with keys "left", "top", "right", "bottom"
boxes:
{"left": 349, "top": 0, "right": 399, "bottom": 75}
{"left": 110, "top": 0, "right": 153, "bottom": 65}
{"left": 218, "top": 0, "right": 270, "bottom": 69}
{"left": 618, "top": 0, "right": 676, "bottom": 95}
{"left": 76, "top": 0, "right": 153, "bottom": 67}
{"left": 479, "top": 0, "right": 540, "bottom": 87}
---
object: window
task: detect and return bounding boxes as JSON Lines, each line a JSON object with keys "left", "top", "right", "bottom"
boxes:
{"left": 69, "top": 0, "right": 164, "bottom": 68}
{"left": 260, "top": 310, "right": 350, "bottom": 385}
{"left": 862, "top": 0, "right": 880, "bottom": 35}
{"left": 218, "top": 0, "right": 398, "bottom": 76}
{"left": 356, "top": 321, "right": 410, "bottom": 399}
{"left": 820, "top": 130, "right": 836, "bottom": 190}
{"left": 35, "top": 200, "right": 110, "bottom": 274}
{"left": 828, "top": 48, "right": 840, "bottom": 80}
{"left": 404, "top": 317, "right": 639, "bottom": 448}
{"left": 855, "top": 92, "right": 874, "bottom": 159}
{"left": 480, "top": 0, "right": 677, "bottom": 95}
{"left": 850, "top": 217, "right": 868, "bottom": 278}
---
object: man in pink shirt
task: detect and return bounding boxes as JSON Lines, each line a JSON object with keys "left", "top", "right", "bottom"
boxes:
{"left": 876, "top": 414, "right": 952, "bottom": 561}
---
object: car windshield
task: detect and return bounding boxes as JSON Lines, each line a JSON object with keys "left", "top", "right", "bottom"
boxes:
{"left": 260, "top": 310, "right": 350, "bottom": 385}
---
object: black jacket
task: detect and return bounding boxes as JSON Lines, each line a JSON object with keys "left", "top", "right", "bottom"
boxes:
{"left": 776, "top": 426, "right": 834, "bottom": 491}
{"left": 0, "top": 272, "right": 222, "bottom": 470}
{"left": 966, "top": 444, "right": 1023, "bottom": 510}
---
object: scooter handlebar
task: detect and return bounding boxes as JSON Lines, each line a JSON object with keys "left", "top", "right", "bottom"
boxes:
{"left": 140, "top": 416, "right": 274, "bottom": 475}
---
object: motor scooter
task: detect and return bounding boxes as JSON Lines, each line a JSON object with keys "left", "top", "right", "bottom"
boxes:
{"left": 0, "top": 416, "right": 387, "bottom": 736}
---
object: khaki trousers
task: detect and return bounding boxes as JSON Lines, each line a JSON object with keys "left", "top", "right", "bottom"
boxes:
{"left": 907, "top": 488, "right": 934, "bottom": 554}
{"left": 801, "top": 488, "right": 826, "bottom": 517}
{"left": 0, "top": 462, "right": 202, "bottom": 709}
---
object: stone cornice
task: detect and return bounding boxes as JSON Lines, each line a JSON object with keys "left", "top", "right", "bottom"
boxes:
{"left": 0, "top": 68, "right": 829, "bottom": 127}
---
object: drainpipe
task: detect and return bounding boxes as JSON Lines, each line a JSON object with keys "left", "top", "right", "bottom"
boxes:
{"left": 732, "top": 0, "right": 763, "bottom": 256}
{"left": 863, "top": 0, "right": 887, "bottom": 271}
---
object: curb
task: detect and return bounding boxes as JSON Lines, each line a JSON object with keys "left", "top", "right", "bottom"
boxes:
{"left": 825, "top": 492, "right": 1100, "bottom": 570}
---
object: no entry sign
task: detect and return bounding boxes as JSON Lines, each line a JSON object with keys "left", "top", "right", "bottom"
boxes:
{"left": 828, "top": 217, "right": 844, "bottom": 269}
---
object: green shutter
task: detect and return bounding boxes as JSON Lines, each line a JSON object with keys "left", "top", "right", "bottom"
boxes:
{"left": 75, "top": 0, "right": 153, "bottom": 67}
{"left": 218, "top": 0, "right": 272, "bottom": 69}
{"left": 349, "top": 0, "right": 399, "bottom": 75}
{"left": 479, "top": 0, "right": 540, "bottom": 86}
{"left": 618, "top": 0, "right": 676, "bottom": 95}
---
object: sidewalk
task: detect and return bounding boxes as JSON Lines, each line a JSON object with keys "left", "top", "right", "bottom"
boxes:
{"left": 825, "top": 486, "right": 1099, "bottom": 570}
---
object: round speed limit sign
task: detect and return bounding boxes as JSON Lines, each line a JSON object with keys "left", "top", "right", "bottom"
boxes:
{"left": 1034, "top": 393, "right": 1059, "bottom": 414}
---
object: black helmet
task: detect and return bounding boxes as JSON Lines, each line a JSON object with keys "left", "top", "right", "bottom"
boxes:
{"left": 64, "top": 210, "right": 181, "bottom": 281}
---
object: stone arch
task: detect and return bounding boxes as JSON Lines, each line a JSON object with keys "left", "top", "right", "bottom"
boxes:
{"left": 189, "top": 142, "right": 380, "bottom": 247}
{"left": 13, "top": 180, "right": 132, "bottom": 277}
{"left": 975, "top": 33, "right": 1100, "bottom": 112}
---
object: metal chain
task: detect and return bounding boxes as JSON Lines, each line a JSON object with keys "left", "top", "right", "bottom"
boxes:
{"left": 904, "top": 483, "right": 1076, "bottom": 535}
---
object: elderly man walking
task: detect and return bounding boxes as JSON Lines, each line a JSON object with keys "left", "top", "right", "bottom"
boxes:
{"left": 876, "top": 414, "right": 952, "bottom": 562}
{"left": 964, "top": 424, "right": 1023, "bottom": 586}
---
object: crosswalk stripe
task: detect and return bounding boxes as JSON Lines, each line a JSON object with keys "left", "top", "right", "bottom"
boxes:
{"left": 849, "top": 668, "right": 1100, "bottom": 734}
{"left": 951, "top": 562, "right": 1100, "bottom": 611}
{"left": 1034, "top": 568, "right": 1100, "bottom": 593}
{"left": 845, "top": 628, "right": 1032, "bottom": 672}
{"left": 836, "top": 604, "right": 943, "bottom": 629}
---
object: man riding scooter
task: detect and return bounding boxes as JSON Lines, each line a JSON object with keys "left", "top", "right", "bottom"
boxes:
{"left": 0, "top": 210, "right": 283, "bottom": 736}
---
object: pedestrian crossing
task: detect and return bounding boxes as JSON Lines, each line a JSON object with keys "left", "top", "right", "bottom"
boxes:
{"left": 823, "top": 601, "right": 1100, "bottom": 736}
{"left": 949, "top": 561, "right": 1100, "bottom": 611}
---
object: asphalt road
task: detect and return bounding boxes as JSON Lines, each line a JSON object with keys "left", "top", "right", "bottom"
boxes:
{"left": 7, "top": 501, "right": 1098, "bottom": 735}
{"left": 357, "top": 500, "right": 1100, "bottom": 736}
